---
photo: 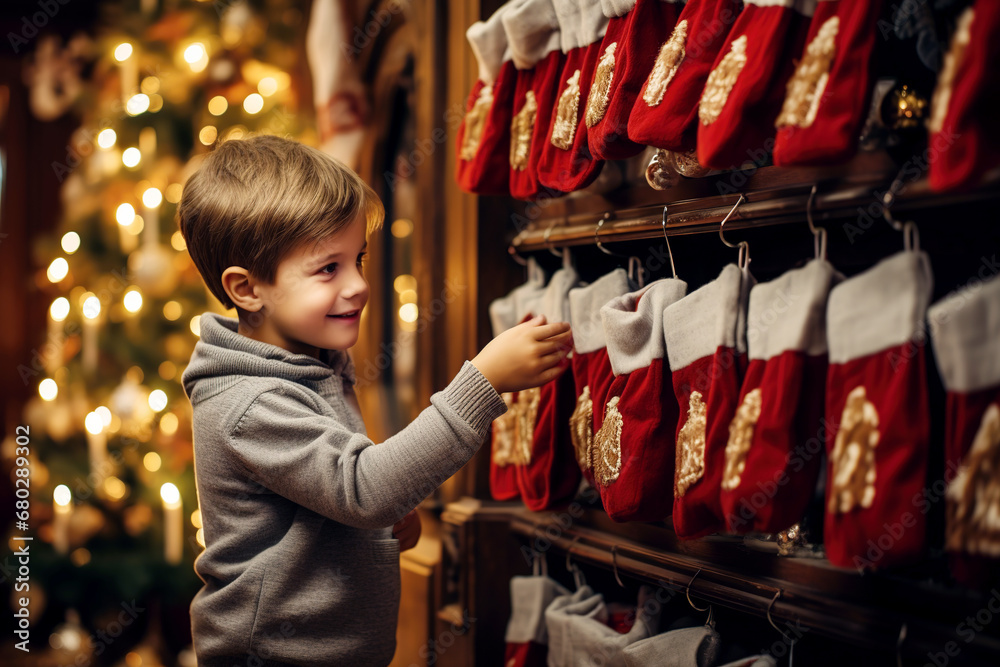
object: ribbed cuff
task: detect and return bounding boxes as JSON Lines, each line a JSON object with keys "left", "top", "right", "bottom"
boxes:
{"left": 440, "top": 361, "right": 508, "bottom": 434}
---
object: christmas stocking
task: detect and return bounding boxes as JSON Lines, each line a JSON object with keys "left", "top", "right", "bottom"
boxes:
{"left": 503, "top": 0, "right": 565, "bottom": 200}
{"left": 664, "top": 263, "right": 754, "bottom": 539}
{"left": 772, "top": 0, "right": 885, "bottom": 166}
{"left": 928, "top": 273, "right": 1000, "bottom": 584}
{"left": 586, "top": 0, "right": 683, "bottom": 160}
{"left": 623, "top": 625, "right": 722, "bottom": 667}
{"left": 824, "top": 248, "right": 933, "bottom": 570}
{"left": 721, "top": 259, "right": 839, "bottom": 534}
{"left": 537, "top": 0, "right": 608, "bottom": 193}
{"left": 696, "top": 0, "right": 813, "bottom": 169}
{"left": 594, "top": 278, "right": 688, "bottom": 522}
{"left": 545, "top": 585, "right": 609, "bottom": 667}
{"left": 456, "top": 2, "right": 518, "bottom": 196}
{"left": 927, "top": 2, "right": 1000, "bottom": 192}
{"left": 487, "top": 259, "right": 548, "bottom": 501}
{"left": 569, "top": 269, "right": 634, "bottom": 486}
{"left": 504, "top": 567, "right": 569, "bottom": 667}
{"left": 518, "top": 266, "right": 583, "bottom": 510}
{"left": 627, "top": 0, "right": 744, "bottom": 153}
{"left": 553, "top": 585, "right": 662, "bottom": 667}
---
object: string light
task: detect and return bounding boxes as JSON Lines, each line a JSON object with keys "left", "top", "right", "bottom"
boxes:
{"left": 148, "top": 389, "right": 168, "bottom": 412}
{"left": 123, "top": 289, "right": 143, "bottom": 313}
{"left": 39, "top": 378, "right": 58, "bottom": 401}
{"left": 257, "top": 77, "right": 277, "bottom": 96}
{"left": 84, "top": 411, "right": 104, "bottom": 435}
{"left": 126, "top": 94, "right": 150, "bottom": 116}
{"left": 143, "top": 452, "right": 162, "bottom": 472}
{"left": 142, "top": 187, "right": 162, "bottom": 208}
{"left": 54, "top": 485, "right": 72, "bottom": 507}
{"left": 61, "top": 232, "right": 81, "bottom": 254}
{"left": 122, "top": 147, "right": 141, "bottom": 168}
{"left": 97, "top": 129, "right": 117, "bottom": 149}
{"left": 82, "top": 296, "right": 101, "bottom": 320}
{"left": 113, "top": 42, "right": 133, "bottom": 62}
{"left": 116, "top": 203, "right": 136, "bottom": 226}
{"left": 94, "top": 406, "right": 112, "bottom": 426}
{"left": 243, "top": 93, "right": 263, "bottom": 114}
{"left": 207, "top": 95, "right": 228, "bottom": 116}
{"left": 50, "top": 297, "right": 70, "bottom": 321}
{"left": 47, "top": 258, "right": 69, "bottom": 283}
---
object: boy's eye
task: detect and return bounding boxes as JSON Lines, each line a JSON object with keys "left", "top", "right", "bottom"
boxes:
{"left": 321, "top": 263, "right": 337, "bottom": 275}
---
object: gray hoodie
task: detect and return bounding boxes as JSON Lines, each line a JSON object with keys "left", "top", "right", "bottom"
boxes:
{"left": 181, "top": 312, "right": 507, "bottom": 666}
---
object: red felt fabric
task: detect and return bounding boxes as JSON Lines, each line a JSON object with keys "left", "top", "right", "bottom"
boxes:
{"left": 823, "top": 342, "right": 930, "bottom": 570}
{"left": 587, "top": 0, "right": 682, "bottom": 159}
{"left": 721, "top": 352, "right": 827, "bottom": 534}
{"left": 456, "top": 60, "right": 518, "bottom": 196}
{"left": 696, "top": 3, "right": 810, "bottom": 169}
{"left": 671, "top": 347, "right": 742, "bottom": 539}
{"left": 627, "top": 0, "right": 743, "bottom": 152}
{"left": 504, "top": 640, "right": 548, "bottom": 667}
{"left": 928, "top": 1, "right": 1000, "bottom": 192}
{"left": 772, "top": 0, "right": 884, "bottom": 166}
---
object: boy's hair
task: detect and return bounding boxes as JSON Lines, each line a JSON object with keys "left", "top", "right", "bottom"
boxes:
{"left": 177, "top": 134, "right": 384, "bottom": 310}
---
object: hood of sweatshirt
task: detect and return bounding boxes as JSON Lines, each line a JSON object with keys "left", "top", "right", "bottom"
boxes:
{"left": 181, "top": 312, "right": 356, "bottom": 405}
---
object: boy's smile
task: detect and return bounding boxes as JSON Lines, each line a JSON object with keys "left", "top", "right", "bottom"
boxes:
{"left": 235, "top": 214, "right": 370, "bottom": 359}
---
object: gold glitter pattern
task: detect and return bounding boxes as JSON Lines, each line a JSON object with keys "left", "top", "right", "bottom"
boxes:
{"left": 460, "top": 83, "right": 494, "bottom": 160}
{"left": 586, "top": 42, "right": 617, "bottom": 128}
{"left": 828, "top": 386, "right": 880, "bottom": 514}
{"left": 491, "top": 392, "right": 519, "bottom": 466}
{"left": 510, "top": 90, "right": 538, "bottom": 171}
{"left": 928, "top": 7, "right": 974, "bottom": 134}
{"left": 722, "top": 388, "right": 762, "bottom": 491}
{"left": 676, "top": 391, "right": 708, "bottom": 497}
{"left": 593, "top": 396, "right": 623, "bottom": 485}
{"left": 570, "top": 385, "right": 594, "bottom": 471}
{"left": 946, "top": 404, "right": 1000, "bottom": 556}
{"left": 643, "top": 20, "right": 688, "bottom": 107}
{"left": 550, "top": 69, "right": 581, "bottom": 149}
{"left": 513, "top": 385, "right": 541, "bottom": 465}
{"left": 776, "top": 16, "right": 839, "bottom": 129}
{"left": 699, "top": 34, "right": 748, "bottom": 126}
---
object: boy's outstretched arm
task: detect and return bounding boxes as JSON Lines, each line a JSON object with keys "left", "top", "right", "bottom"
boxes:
{"left": 223, "top": 317, "right": 572, "bottom": 529}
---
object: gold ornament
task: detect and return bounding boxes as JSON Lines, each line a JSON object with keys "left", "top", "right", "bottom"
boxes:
{"left": 776, "top": 16, "right": 839, "bottom": 129}
{"left": 460, "top": 84, "right": 494, "bottom": 161}
{"left": 570, "top": 385, "right": 594, "bottom": 471}
{"left": 722, "top": 388, "right": 762, "bottom": 491}
{"left": 699, "top": 34, "right": 748, "bottom": 126}
{"left": 676, "top": 390, "right": 708, "bottom": 497}
{"left": 946, "top": 403, "right": 1000, "bottom": 556}
{"left": 492, "top": 392, "right": 520, "bottom": 466}
{"left": 644, "top": 20, "right": 688, "bottom": 107}
{"left": 510, "top": 91, "right": 538, "bottom": 171}
{"left": 593, "top": 395, "right": 623, "bottom": 485}
{"left": 828, "top": 386, "right": 880, "bottom": 514}
{"left": 550, "top": 69, "right": 581, "bottom": 150}
{"left": 586, "top": 43, "right": 617, "bottom": 128}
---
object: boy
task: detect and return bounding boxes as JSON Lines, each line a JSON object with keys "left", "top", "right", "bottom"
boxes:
{"left": 177, "top": 135, "right": 572, "bottom": 667}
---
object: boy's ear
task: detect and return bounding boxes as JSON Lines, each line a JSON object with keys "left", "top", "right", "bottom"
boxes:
{"left": 221, "top": 266, "right": 264, "bottom": 312}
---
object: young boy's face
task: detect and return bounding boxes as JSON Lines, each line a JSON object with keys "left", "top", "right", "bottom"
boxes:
{"left": 246, "top": 214, "right": 369, "bottom": 358}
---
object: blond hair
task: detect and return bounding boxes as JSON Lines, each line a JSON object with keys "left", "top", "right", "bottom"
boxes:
{"left": 178, "top": 135, "right": 384, "bottom": 310}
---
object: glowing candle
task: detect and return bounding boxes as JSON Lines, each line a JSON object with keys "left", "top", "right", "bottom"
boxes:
{"left": 47, "top": 298, "right": 70, "bottom": 374}
{"left": 82, "top": 296, "right": 101, "bottom": 374}
{"left": 114, "top": 43, "right": 137, "bottom": 106}
{"left": 53, "top": 485, "right": 72, "bottom": 555}
{"left": 161, "top": 483, "right": 182, "bottom": 565}
{"left": 142, "top": 186, "right": 162, "bottom": 248}
{"left": 84, "top": 411, "right": 107, "bottom": 486}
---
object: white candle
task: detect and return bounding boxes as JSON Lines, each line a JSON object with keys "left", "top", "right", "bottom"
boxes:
{"left": 139, "top": 127, "right": 156, "bottom": 162}
{"left": 82, "top": 296, "right": 101, "bottom": 374}
{"left": 53, "top": 485, "right": 72, "bottom": 555}
{"left": 84, "top": 412, "right": 107, "bottom": 489}
{"left": 161, "top": 483, "right": 183, "bottom": 565}
{"left": 47, "top": 298, "right": 70, "bottom": 374}
{"left": 114, "top": 43, "right": 137, "bottom": 107}
{"left": 142, "top": 187, "right": 162, "bottom": 248}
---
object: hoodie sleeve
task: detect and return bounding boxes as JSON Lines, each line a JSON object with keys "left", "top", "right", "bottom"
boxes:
{"left": 224, "top": 360, "right": 507, "bottom": 529}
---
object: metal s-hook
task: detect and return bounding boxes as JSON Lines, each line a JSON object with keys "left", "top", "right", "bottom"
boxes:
{"left": 806, "top": 184, "right": 828, "bottom": 261}
{"left": 565, "top": 535, "right": 586, "bottom": 590}
{"left": 610, "top": 544, "right": 625, "bottom": 588}
{"left": 508, "top": 236, "right": 528, "bottom": 267}
{"left": 903, "top": 220, "right": 920, "bottom": 253}
{"left": 595, "top": 212, "right": 626, "bottom": 257}
{"left": 661, "top": 205, "right": 678, "bottom": 279}
{"left": 544, "top": 220, "right": 565, "bottom": 258}
{"left": 896, "top": 623, "right": 907, "bottom": 667}
{"left": 767, "top": 590, "right": 795, "bottom": 667}
{"left": 686, "top": 569, "right": 709, "bottom": 612}
{"left": 719, "top": 194, "right": 750, "bottom": 270}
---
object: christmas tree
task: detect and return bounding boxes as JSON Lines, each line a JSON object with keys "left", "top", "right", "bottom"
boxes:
{"left": 8, "top": 1, "right": 313, "bottom": 664}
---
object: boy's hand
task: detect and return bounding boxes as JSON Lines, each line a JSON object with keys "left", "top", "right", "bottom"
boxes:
{"left": 392, "top": 510, "right": 421, "bottom": 552}
{"left": 471, "top": 315, "right": 573, "bottom": 394}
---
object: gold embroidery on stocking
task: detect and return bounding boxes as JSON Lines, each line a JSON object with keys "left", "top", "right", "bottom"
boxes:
{"left": 513, "top": 385, "right": 541, "bottom": 465}
{"left": 593, "top": 396, "right": 624, "bottom": 485}
{"left": 550, "top": 69, "right": 581, "bottom": 149}
{"left": 510, "top": 90, "right": 538, "bottom": 171}
{"left": 722, "top": 388, "right": 762, "bottom": 491}
{"left": 585, "top": 42, "right": 617, "bottom": 128}
{"left": 460, "top": 83, "right": 494, "bottom": 161}
{"left": 828, "top": 386, "right": 880, "bottom": 514}
{"left": 946, "top": 403, "right": 1000, "bottom": 557}
{"left": 776, "top": 16, "right": 839, "bottom": 129}
{"left": 928, "top": 7, "right": 974, "bottom": 134}
{"left": 676, "top": 390, "right": 707, "bottom": 497}
{"left": 570, "top": 385, "right": 594, "bottom": 471}
{"left": 699, "top": 34, "right": 748, "bottom": 126}
{"left": 643, "top": 20, "right": 688, "bottom": 107}
{"left": 491, "top": 392, "right": 519, "bottom": 466}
